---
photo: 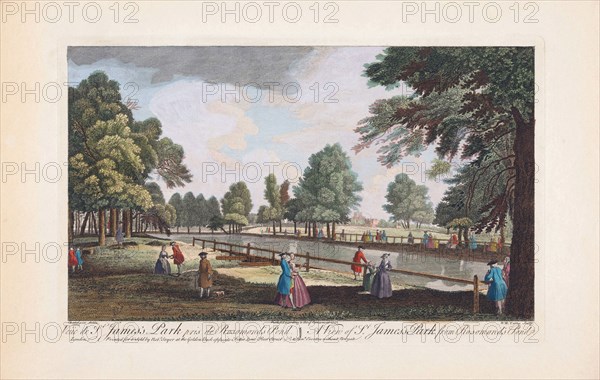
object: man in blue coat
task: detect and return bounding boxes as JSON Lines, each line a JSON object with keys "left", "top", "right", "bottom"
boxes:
{"left": 274, "top": 253, "right": 296, "bottom": 309}
{"left": 484, "top": 260, "right": 508, "bottom": 315}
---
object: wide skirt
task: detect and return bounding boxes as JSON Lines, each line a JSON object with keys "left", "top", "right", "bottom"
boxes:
{"left": 370, "top": 271, "right": 393, "bottom": 298}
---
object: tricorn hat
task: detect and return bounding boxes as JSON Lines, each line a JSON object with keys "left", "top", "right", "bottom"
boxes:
{"left": 358, "top": 245, "right": 364, "bottom": 250}
{"left": 199, "top": 252, "right": 208, "bottom": 257}
{"left": 381, "top": 253, "right": 390, "bottom": 258}
{"left": 487, "top": 260, "right": 497, "bottom": 266}
{"left": 278, "top": 252, "right": 288, "bottom": 257}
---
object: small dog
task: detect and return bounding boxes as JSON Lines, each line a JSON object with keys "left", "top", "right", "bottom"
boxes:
{"left": 213, "top": 291, "right": 225, "bottom": 297}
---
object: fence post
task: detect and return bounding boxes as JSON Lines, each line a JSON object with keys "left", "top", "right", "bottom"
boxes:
{"left": 306, "top": 251, "right": 310, "bottom": 272}
{"left": 246, "top": 243, "right": 251, "bottom": 260}
{"left": 202, "top": 240, "right": 205, "bottom": 249}
{"left": 192, "top": 237, "right": 195, "bottom": 247}
{"left": 213, "top": 239, "right": 216, "bottom": 252}
{"left": 473, "top": 275, "right": 480, "bottom": 314}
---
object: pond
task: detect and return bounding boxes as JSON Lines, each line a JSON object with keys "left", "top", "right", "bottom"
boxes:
{"left": 154, "top": 233, "right": 492, "bottom": 292}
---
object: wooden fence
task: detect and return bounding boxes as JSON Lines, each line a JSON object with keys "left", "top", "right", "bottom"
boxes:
{"left": 192, "top": 237, "right": 486, "bottom": 313}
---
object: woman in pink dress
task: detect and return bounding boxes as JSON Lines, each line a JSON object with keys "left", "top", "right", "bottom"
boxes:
{"left": 289, "top": 254, "right": 311, "bottom": 308}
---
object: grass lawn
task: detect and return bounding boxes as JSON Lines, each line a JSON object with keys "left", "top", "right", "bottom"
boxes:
{"left": 69, "top": 237, "right": 515, "bottom": 321}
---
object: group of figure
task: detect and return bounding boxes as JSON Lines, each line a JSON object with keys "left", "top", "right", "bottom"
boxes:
{"left": 153, "top": 242, "right": 214, "bottom": 298}
{"left": 274, "top": 252, "right": 311, "bottom": 310}
{"left": 422, "top": 231, "right": 437, "bottom": 249}
{"left": 352, "top": 246, "right": 393, "bottom": 298}
{"left": 154, "top": 242, "right": 185, "bottom": 276}
{"left": 68, "top": 247, "right": 84, "bottom": 273}
{"left": 484, "top": 256, "right": 511, "bottom": 314}
{"left": 360, "top": 229, "right": 387, "bottom": 243}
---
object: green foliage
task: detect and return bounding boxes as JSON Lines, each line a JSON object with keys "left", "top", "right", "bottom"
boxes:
{"left": 294, "top": 143, "right": 363, "bottom": 223}
{"left": 221, "top": 182, "right": 253, "bottom": 226}
{"left": 168, "top": 193, "right": 183, "bottom": 227}
{"left": 357, "top": 47, "right": 534, "bottom": 232}
{"left": 383, "top": 173, "right": 433, "bottom": 228}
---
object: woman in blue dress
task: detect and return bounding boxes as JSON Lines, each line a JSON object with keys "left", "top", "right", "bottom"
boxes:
{"left": 422, "top": 231, "right": 429, "bottom": 247}
{"left": 484, "top": 260, "right": 508, "bottom": 315}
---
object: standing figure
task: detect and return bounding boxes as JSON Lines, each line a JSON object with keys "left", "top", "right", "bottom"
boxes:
{"left": 469, "top": 233, "right": 478, "bottom": 250}
{"left": 407, "top": 232, "right": 414, "bottom": 244}
{"left": 351, "top": 245, "right": 368, "bottom": 280}
{"left": 427, "top": 232, "right": 435, "bottom": 249}
{"left": 371, "top": 253, "right": 393, "bottom": 298}
{"left": 317, "top": 229, "right": 324, "bottom": 239}
{"left": 289, "top": 254, "right": 311, "bottom": 308}
{"left": 381, "top": 230, "right": 387, "bottom": 243}
{"left": 116, "top": 226, "right": 124, "bottom": 247}
{"left": 75, "top": 247, "right": 84, "bottom": 271}
{"left": 154, "top": 245, "right": 171, "bottom": 275}
{"left": 274, "top": 253, "right": 296, "bottom": 309}
{"left": 197, "top": 252, "right": 213, "bottom": 298}
{"left": 68, "top": 247, "right": 77, "bottom": 273}
{"left": 375, "top": 230, "right": 381, "bottom": 242}
{"left": 170, "top": 242, "right": 185, "bottom": 276}
{"left": 501, "top": 256, "right": 511, "bottom": 288}
{"left": 422, "top": 231, "right": 429, "bottom": 247}
{"left": 484, "top": 260, "right": 508, "bottom": 314}
{"left": 362, "top": 261, "right": 376, "bottom": 292}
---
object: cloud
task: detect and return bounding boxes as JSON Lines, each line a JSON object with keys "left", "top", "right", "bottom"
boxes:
{"left": 68, "top": 46, "right": 316, "bottom": 85}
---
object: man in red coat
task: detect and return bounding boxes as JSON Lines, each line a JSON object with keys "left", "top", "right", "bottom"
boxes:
{"left": 352, "top": 245, "right": 368, "bottom": 280}
{"left": 170, "top": 242, "right": 185, "bottom": 276}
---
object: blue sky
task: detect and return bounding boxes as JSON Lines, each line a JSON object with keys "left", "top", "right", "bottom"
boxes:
{"left": 68, "top": 47, "right": 449, "bottom": 219}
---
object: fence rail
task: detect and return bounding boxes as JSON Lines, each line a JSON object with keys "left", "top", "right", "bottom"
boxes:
{"left": 192, "top": 237, "right": 486, "bottom": 313}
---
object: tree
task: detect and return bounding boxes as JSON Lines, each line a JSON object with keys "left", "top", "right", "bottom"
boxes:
{"left": 294, "top": 143, "right": 363, "bottom": 238}
{"left": 279, "top": 180, "right": 291, "bottom": 232}
{"left": 383, "top": 174, "right": 431, "bottom": 229}
{"left": 69, "top": 71, "right": 192, "bottom": 244}
{"left": 413, "top": 208, "right": 435, "bottom": 228}
{"left": 283, "top": 198, "right": 304, "bottom": 234}
{"left": 221, "top": 182, "right": 253, "bottom": 233}
{"left": 205, "top": 196, "right": 222, "bottom": 221}
{"left": 168, "top": 193, "right": 184, "bottom": 233}
{"left": 195, "top": 194, "right": 208, "bottom": 233}
{"left": 447, "top": 217, "right": 473, "bottom": 245}
{"left": 181, "top": 192, "right": 196, "bottom": 233}
{"left": 356, "top": 47, "right": 534, "bottom": 318}
{"left": 68, "top": 114, "right": 153, "bottom": 245}
{"left": 263, "top": 174, "right": 283, "bottom": 235}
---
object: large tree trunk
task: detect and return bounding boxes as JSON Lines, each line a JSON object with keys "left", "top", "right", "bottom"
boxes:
{"left": 91, "top": 212, "right": 97, "bottom": 234}
{"left": 79, "top": 212, "right": 90, "bottom": 236}
{"left": 109, "top": 208, "right": 117, "bottom": 236}
{"left": 312, "top": 222, "right": 317, "bottom": 237}
{"left": 272, "top": 221, "right": 276, "bottom": 235}
{"left": 457, "top": 227, "right": 463, "bottom": 244}
{"left": 294, "top": 222, "right": 297, "bottom": 234}
{"left": 304, "top": 222, "right": 308, "bottom": 234}
{"left": 506, "top": 109, "right": 535, "bottom": 319}
{"left": 98, "top": 208, "right": 106, "bottom": 246}
{"left": 127, "top": 210, "right": 132, "bottom": 237}
{"left": 279, "top": 220, "right": 282, "bottom": 232}
{"left": 68, "top": 208, "right": 74, "bottom": 243}
{"left": 463, "top": 228, "right": 469, "bottom": 246}
{"left": 332, "top": 222, "right": 336, "bottom": 239}
{"left": 326, "top": 222, "right": 330, "bottom": 238}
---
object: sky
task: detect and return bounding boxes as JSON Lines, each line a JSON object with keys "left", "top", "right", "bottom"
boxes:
{"left": 68, "top": 46, "right": 451, "bottom": 220}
